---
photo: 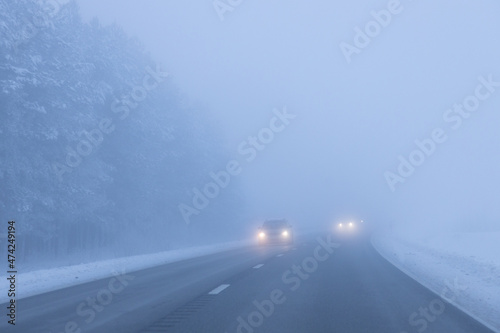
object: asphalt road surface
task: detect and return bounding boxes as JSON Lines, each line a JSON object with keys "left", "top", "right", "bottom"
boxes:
{"left": 1, "top": 233, "right": 495, "bottom": 333}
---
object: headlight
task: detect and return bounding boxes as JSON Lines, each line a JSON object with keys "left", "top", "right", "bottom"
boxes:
{"left": 282, "top": 230, "right": 289, "bottom": 237}
{"left": 259, "top": 232, "right": 266, "bottom": 238}
{"left": 349, "top": 222, "right": 353, "bottom": 227}
{"left": 338, "top": 223, "right": 343, "bottom": 228}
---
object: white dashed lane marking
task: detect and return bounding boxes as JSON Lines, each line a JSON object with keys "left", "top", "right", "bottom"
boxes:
{"left": 253, "top": 264, "right": 264, "bottom": 269}
{"left": 208, "top": 284, "right": 230, "bottom": 295}
{"left": 276, "top": 254, "right": 284, "bottom": 257}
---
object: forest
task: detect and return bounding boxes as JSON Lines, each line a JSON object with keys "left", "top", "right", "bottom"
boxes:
{"left": 0, "top": 0, "right": 245, "bottom": 266}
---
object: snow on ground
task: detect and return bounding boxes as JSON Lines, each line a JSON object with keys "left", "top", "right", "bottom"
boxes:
{"left": 372, "top": 230, "right": 500, "bottom": 333}
{"left": 0, "top": 240, "right": 251, "bottom": 304}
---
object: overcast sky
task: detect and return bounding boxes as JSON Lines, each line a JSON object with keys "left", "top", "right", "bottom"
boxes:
{"left": 76, "top": 0, "right": 500, "bottom": 232}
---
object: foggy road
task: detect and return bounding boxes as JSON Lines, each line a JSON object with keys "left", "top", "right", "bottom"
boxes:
{"left": 3, "top": 1, "right": 500, "bottom": 333}
{"left": 1, "top": 234, "right": 494, "bottom": 333}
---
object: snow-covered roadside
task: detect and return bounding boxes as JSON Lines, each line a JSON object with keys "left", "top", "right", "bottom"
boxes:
{"left": 0, "top": 240, "right": 251, "bottom": 304}
{"left": 372, "top": 231, "right": 500, "bottom": 333}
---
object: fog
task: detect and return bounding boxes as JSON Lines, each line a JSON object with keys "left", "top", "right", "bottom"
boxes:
{"left": 76, "top": 0, "right": 500, "bottom": 233}
{"left": 2, "top": 1, "right": 500, "bottom": 270}
{"left": 3, "top": 3, "right": 500, "bottom": 332}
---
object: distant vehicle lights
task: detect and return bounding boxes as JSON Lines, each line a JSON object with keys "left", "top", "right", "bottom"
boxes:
{"left": 336, "top": 219, "right": 364, "bottom": 234}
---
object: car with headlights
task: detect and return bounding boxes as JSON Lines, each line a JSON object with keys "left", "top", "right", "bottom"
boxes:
{"left": 258, "top": 219, "right": 293, "bottom": 245}
{"left": 334, "top": 220, "right": 364, "bottom": 236}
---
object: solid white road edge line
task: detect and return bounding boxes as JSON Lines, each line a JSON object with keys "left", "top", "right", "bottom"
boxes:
{"left": 253, "top": 264, "right": 264, "bottom": 269}
{"left": 208, "top": 284, "right": 230, "bottom": 295}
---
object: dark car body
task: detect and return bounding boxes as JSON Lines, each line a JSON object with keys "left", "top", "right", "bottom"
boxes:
{"left": 258, "top": 219, "right": 293, "bottom": 245}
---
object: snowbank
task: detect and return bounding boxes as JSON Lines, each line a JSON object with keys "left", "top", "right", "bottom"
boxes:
{"left": 372, "top": 231, "right": 500, "bottom": 332}
{"left": 0, "top": 240, "right": 251, "bottom": 304}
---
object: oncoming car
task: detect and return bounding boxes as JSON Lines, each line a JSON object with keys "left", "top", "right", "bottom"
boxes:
{"left": 335, "top": 220, "right": 364, "bottom": 235}
{"left": 258, "top": 219, "right": 293, "bottom": 245}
